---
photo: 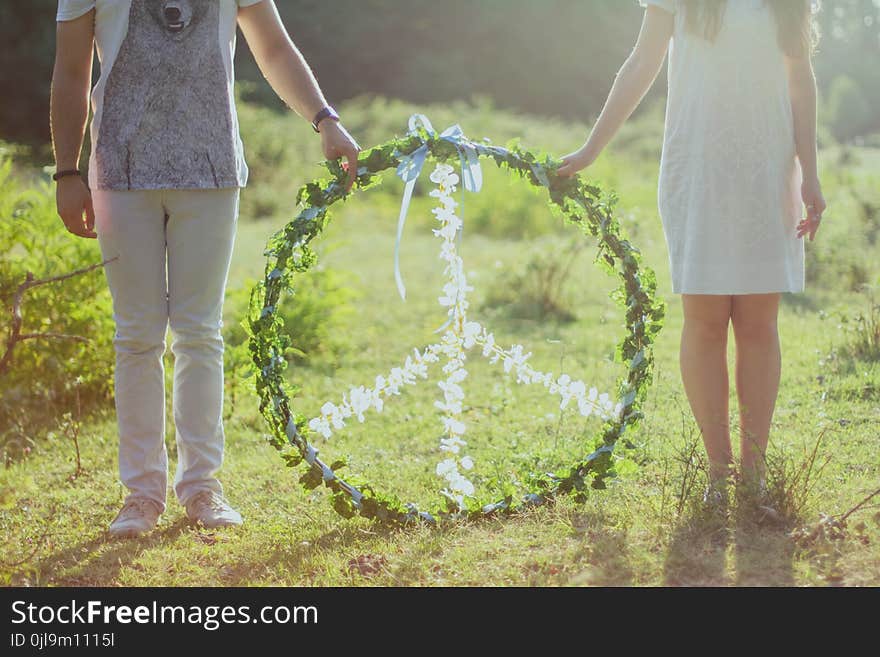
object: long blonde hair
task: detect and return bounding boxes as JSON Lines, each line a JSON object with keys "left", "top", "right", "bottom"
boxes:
{"left": 681, "top": 0, "right": 817, "bottom": 56}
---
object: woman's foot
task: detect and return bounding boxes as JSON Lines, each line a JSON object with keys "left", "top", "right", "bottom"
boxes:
{"left": 737, "top": 477, "right": 782, "bottom": 525}
{"left": 702, "top": 476, "right": 731, "bottom": 516}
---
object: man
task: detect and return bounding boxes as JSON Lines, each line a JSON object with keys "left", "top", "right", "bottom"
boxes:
{"left": 51, "top": 0, "right": 360, "bottom": 537}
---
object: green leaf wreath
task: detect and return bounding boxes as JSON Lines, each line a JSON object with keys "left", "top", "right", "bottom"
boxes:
{"left": 246, "top": 116, "right": 665, "bottom": 525}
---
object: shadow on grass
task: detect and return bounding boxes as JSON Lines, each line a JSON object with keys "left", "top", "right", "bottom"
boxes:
{"left": 732, "top": 511, "right": 796, "bottom": 587}
{"left": 663, "top": 504, "right": 797, "bottom": 586}
{"left": 223, "top": 521, "right": 407, "bottom": 584}
{"left": 566, "top": 509, "right": 634, "bottom": 586}
{"left": 663, "top": 506, "right": 730, "bottom": 586}
{"left": 34, "top": 518, "right": 191, "bottom": 586}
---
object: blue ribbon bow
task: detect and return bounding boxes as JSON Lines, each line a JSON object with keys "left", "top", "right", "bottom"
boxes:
{"left": 393, "top": 114, "right": 483, "bottom": 301}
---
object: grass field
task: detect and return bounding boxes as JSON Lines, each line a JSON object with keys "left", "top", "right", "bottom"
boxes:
{"left": 1, "top": 100, "right": 878, "bottom": 586}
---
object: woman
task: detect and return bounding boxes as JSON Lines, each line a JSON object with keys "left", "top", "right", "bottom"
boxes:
{"left": 557, "top": 0, "right": 826, "bottom": 500}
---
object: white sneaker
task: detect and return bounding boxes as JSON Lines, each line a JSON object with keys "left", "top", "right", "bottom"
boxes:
{"left": 185, "top": 490, "right": 243, "bottom": 528}
{"left": 109, "top": 498, "right": 162, "bottom": 538}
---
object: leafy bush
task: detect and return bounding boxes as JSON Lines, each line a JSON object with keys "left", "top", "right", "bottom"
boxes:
{"left": 823, "top": 75, "right": 873, "bottom": 143}
{"left": 0, "top": 153, "right": 115, "bottom": 462}
{"left": 805, "top": 151, "right": 880, "bottom": 293}
{"left": 236, "top": 88, "right": 326, "bottom": 221}
{"left": 221, "top": 264, "right": 357, "bottom": 418}
{"left": 851, "top": 178, "right": 880, "bottom": 247}
{"left": 224, "top": 266, "right": 358, "bottom": 369}
{"left": 481, "top": 235, "right": 586, "bottom": 322}
{"left": 837, "top": 285, "right": 880, "bottom": 363}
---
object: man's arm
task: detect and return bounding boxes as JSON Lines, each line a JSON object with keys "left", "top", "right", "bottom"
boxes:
{"left": 51, "top": 11, "right": 96, "bottom": 239}
{"left": 237, "top": 0, "right": 360, "bottom": 191}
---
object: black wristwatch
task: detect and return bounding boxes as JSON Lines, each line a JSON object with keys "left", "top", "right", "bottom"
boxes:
{"left": 311, "top": 106, "right": 340, "bottom": 133}
{"left": 52, "top": 169, "right": 82, "bottom": 182}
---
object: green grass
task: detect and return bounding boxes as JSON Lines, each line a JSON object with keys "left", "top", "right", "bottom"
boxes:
{"left": 1, "top": 100, "right": 879, "bottom": 587}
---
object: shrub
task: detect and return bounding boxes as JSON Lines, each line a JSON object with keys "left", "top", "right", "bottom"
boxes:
{"left": 823, "top": 75, "right": 872, "bottom": 143}
{"left": 236, "top": 89, "right": 325, "bottom": 221}
{"left": 224, "top": 266, "right": 358, "bottom": 370}
{"left": 481, "top": 235, "right": 586, "bottom": 322}
{"left": 0, "top": 154, "right": 115, "bottom": 462}
{"left": 838, "top": 285, "right": 880, "bottom": 363}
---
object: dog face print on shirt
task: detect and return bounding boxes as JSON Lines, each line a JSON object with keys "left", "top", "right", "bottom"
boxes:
{"left": 96, "top": 0, "right": 238, "bottom": 189}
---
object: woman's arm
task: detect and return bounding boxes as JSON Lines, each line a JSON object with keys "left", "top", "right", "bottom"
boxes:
{"left": 237, "top": 0, "right": 360, "bottom": 191}
{"left": 786, "top": 53, "right": 826, "bottom": 242}
{"left": 557, "top": 6, "right": 674, "bottom": 177}
{"left": 50, "top": 11, "right": 96, "bottom": 239}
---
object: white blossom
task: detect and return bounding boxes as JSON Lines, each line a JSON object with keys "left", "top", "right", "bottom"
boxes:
{"left": 308, "top": 416, "right": 332, "bottom": 439}
{"left": 436, "top": 458, "right": 458, "bottom": 477}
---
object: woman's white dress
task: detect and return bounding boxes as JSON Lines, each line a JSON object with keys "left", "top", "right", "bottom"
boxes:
{"left": 640, "top": 0, "right": 805, "bottom": 294}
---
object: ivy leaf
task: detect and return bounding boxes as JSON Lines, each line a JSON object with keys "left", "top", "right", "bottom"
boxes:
{"left": 332, "top": 493, "right": 357, "bottom": 519}
{"left": 299, "top": 467, "right": 323, "bottom": 490}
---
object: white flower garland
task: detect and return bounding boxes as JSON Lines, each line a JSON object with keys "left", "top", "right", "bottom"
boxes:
{"left": 308, "top": 164, "right": 621, "bottom": 511}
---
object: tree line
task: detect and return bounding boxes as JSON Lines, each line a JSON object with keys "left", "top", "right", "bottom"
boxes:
{"left": 1, "top": 0, "right": 877, "bottom": 145}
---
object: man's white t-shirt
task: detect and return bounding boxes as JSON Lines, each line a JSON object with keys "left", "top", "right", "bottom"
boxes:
{"left": 57, "top": 0, "right": 263, "bottom": 191}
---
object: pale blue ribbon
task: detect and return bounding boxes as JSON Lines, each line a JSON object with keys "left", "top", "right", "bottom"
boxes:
{"left": 394, "top": 114, "right": 483, "bottom": 301}
{"left": 289, "top": 420, "right": 364, "bottom": 505}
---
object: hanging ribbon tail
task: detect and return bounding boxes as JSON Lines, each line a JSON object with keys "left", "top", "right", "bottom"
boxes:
{"left": 394, "top": 145, "right": 429, "bottom": 301}
{"left": 456, "top": 142, "right": 482, "bottom": 250}
{"left": 394, "top": 178, "right": 416, "bottom": 300}
{"left": 459, "top": 142, "right": 483, "bottom": 193}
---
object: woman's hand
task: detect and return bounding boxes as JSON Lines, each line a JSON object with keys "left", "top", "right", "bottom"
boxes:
{"left": 56, "top": 176, "right": 96, "bottom": 239}
{"left": 797, "top": 176, "right": 826, "bottom": 242}
{"left": 556, "top": 147, "right": 595, "bottom": 178}
{"left": 319, "top": 120, "right": 361, "bottom": 193}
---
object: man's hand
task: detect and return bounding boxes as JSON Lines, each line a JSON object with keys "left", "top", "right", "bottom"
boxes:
{"left": 319, "top": 120, "right": 361, "bottom": 193}
{"left": 56, "top": 177, "right": 96, "bottom": 239}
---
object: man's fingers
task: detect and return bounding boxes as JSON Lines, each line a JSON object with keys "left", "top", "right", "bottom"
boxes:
{"left": 61, "top": 212, "right": 97, "bottom": 239}
{"left": 345, "top": 147, "right": 358, "bottom": 192}
{"left": 84, "top": 195, "right": 96, "bottom": 233}
{"left": 70, "top": 225, "right": 97, "bottom": 239}
{"left": 67, "top": 225, "right": 97, "bottom": 239}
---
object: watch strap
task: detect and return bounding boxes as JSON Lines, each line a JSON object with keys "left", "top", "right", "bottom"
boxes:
{"left": 311, "top": 106, "right": 340, "bottom": 133}
{"left": 52, "top": 169, "right": 82, "bottom": 182}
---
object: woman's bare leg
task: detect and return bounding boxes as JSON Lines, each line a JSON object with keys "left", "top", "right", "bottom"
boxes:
{"left": 680, "top": 295, "right": 734, "bottom": 483}
{"left": 731, "top": 293, "right": 782, "bottom": 485}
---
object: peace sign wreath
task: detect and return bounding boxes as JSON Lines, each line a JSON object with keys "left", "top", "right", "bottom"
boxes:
{"left": 246, "top": 116, "right": 665, "bottom": 524}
